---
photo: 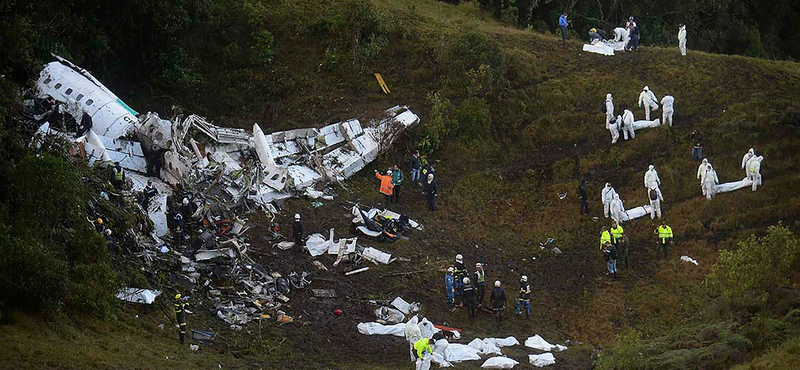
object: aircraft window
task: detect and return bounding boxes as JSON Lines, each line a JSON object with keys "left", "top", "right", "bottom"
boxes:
{"left": 76, "top": 94, "right": 84, "bottom": 101}
{"left": 44, "top": 78, "right": 52, "bottom": 85}
{"left": 65, "top": 88, "right": 73, "bottom": 95}
{"left": 86, "top": 99, "right": 94, "bottom": 106}
{"left": 54, "top": 83, "right": 62, "bottom": 89}
{"left": 271, "top": 174, "right": 280, "bottom": 181}
{"left": 281, "top": 177, "right": 286, "bottom": 183}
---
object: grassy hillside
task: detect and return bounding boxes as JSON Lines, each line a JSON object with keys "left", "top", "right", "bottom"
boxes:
{"left": 2, "top": 0, "right": 800, "bottom": 369}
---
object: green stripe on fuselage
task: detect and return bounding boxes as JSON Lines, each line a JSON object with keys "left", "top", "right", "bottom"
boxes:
{"left": 116, "top": 98, "right": 138, "bottom": 115}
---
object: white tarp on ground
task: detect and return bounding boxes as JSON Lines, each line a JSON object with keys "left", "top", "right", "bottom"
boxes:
{"left": 362, "top": 247, "right": 393, "bottom": 264}
{"left": 128, "top": 173, "right": 172, "bottom": 237}
{"left": 529, "top": 353, "right": 556, "bottom": 367}
{"left": 622, "top": 204, "right": 653, "bottom": 221}
{"left": 524, "top": 335, "right": 568, "bottom": 352}
{"left": 583, "top": 41, "right": 615, "bottom": 56}
{"left": 630, "top": 119, "right": 661, "bottom": 131}
{"left": 305, "top": 229, "right": 334, "bottom": 257}
{"left": 357, "top": 322, "right": 406, "bottom": 337}
{"left": 445, "top": 344, "right": 482, "bottom": 363}
{"left": 116, "top": 288, "right": 162, "bottom": 304}
{"left": 481, "top": 356, "right": 519, "bottom": 369}
{"left": 490, "top": 337, "right": 520, "bottom": 347}
{"left": 681, "top": 255, "right": 699, "bottom": 265}
{"left": 469, "top": 338, "right": 502, "bottom": 356}
{"left": 715, "top": 178, "right": 753, "bottom": 193}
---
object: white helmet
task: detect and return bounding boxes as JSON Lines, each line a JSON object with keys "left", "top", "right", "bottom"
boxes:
{"left": 427, "top": 173, "right": 434, "bottom": 182}
{"left": 456, "top": 254, "right": 463, "bottom": 262}
{"left": 521, "top": 275, "right": 528, "bottom": 282}
{"left": 104, "top": 229, "right": 112, "bottom": 236}
{"left": 494, "top": 281, "right": 501, "bottom": 288}
{"left": 295, "top": 213, "right": 301, "bottom": 221}
{"left": 447, "top": 267, "right": 454, "bottom": 273}
{"left": 475, "top": 262, "right": 482, "bottom": 268}
{"left": 387, "top": 170, "right": 393, "bottom": 175}
{"left": 462, "top": 277, "right": 470, "bottom": 284}
{"left": 606, "top": 93, "right": 612, "bottom": 101}
{"left": 648, "top": 164, "right": 655, "bottom": 170}
{"left": 182, "top": 198, "right": 189, "bottom": 206}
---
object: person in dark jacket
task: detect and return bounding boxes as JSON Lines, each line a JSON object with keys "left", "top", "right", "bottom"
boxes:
{"left": 603, "top": 241, "right": 618, "bottom": 278}
{"left": 626, "top": 17, "right": 640, "bottom": 51}
{"left": 691, "top": 129, "right": 704, "bottom": 162}
{"left": 293, "top": 214, "right": 304, "bottom": 247}
{"left": 424, "top": 173, "right": 438, "bottom": 211}
{"left": 390, "top": 164, "right": 405, "bottom": 203}
{"left": 462, "top": 277, "right": 477, "bottom": 319}
{"left": 578, "top": 179, "right": 589, "bottom": 215}
{"left": 148, "top": 140, "right": 169, "bottom": 177}
{"left": 409, "top": 151, "right": 421, "bottom": 184}
{"left": 142, "top": 180, "right": 158, "bottom": 211}
{"left": 489, "top": 280, "right": 507, "bottom": 323}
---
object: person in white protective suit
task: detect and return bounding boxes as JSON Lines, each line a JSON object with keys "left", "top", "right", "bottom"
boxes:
{"left": 703, "top": 164, "right": 720, "bottom": 200}
{"left": 608, "top": 115, "right": 621, "bottom": 144}
{"left": 660, "top": 95, "right": 675, "bottom": 126}
{"left": 648, "top": 183, "right": 664, "bottom": 219}
{"left": 696, "top": 158, "right": 710, "bottom": 194}
{"left": 404, "top": 315, "right": 423, "bottom": 362}
{"left": 621, "top": 109, "right": 636, "bottom": 140}
{"left": 678, "top": 25, "right": 687, "bottom": 56}
{"left": 605, "top": 93, "right": 615, "bottom": 127}
{"left": 613, "top": 27, "right": 629, "bottom": 45}
{"left": 432, "top": 337, "right": 451, "bottom": 367}
{"left": 638, "top": 86, "right": 659, "bottom": 120}
{"left": 601, "top": 183, "right": 618, "bottom": 218}
{"left": 644, "top": 165, "right": 661, "bottom": 190}
{"left": 747, "top": 155, "right": 763, "bottom": 191}
{"left": 610, "top": 194, "right": 626, "bottom": 224}
{"left": 741, "top": 148, "right": 756, "bottom": 172}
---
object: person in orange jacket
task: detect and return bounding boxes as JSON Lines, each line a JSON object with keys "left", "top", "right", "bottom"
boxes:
{"left": 375, "top": 169, "right": 394, "bottom": 204}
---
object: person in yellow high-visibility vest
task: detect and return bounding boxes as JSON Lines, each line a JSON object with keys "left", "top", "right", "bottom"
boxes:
{"left": 599, "top": 227, "right": 612, "bottom": 251}
{"left": 654, "top": 222, "right": 673, "bottom": 260}
{"left": 174, "top": 293, "right": 188, "bottom": 344}
{"left": 610, "top": 221, "right": 629, "bottom": 267}
{"left": 413, "top": 337, "right": 435, "bottom": 370}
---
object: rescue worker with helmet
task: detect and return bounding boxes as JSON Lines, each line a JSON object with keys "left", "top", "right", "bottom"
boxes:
{"left": 174, "top": 293, "right": 188, "bottom": 344}
{"left": 473, "top": 262, "right": 486, "bottom": 306}
{"left": 453, "top": 254, "right": 466, "bottom": 306}
{"left": 515, "top": 275, "right": 531, "bottom": 318}
{"left": 374, "top": 169, "right": 394, "bottom": 204}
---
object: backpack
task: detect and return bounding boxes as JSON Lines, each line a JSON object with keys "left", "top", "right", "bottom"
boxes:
{"left": 601, "top": 101, "right": 607, "bottom": 114}
{"left": 649, "top": 188, "right": 658, "bottom": 201}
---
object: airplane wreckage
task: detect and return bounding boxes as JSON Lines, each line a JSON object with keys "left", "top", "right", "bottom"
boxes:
{"left": 26, "top": 56, "right": 420, "bottom": 237}
{"left": 23, "top": 57, "right": 424, "bottom": 326}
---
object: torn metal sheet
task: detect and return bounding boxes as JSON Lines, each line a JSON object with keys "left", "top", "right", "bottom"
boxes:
{"left": 116, "top": 288, "right": 162, "bottom": 304}
{"left": 195, "top": 248, "right": 236, "bottom": 261}
{"left": 327, "top": 237, "right": 357, "bottom": 255}
{"left": 185, "top": 114, "right": 250, "bottom": 145}
{"left": 390, "top": 297, "right": 420, "bottom": 315}
{"left": 362, "top": 247, "right": 393, "bottom": 264}
{"left": 96, "top": 135, "right": 147, "bottom": 173}
{"left": 128, "top": 173, "right": 172, "bottom": 237}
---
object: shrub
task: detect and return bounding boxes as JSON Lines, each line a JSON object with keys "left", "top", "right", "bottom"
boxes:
{"left": 707, "top": 225, "right": 800, "bottom": 300}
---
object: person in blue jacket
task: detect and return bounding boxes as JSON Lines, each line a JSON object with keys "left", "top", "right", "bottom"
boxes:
{"left": 445, "top": 267, "right": 455, "bottom": 309}
{"left": 559, "top": 12, "right": 570, "bottom": 48}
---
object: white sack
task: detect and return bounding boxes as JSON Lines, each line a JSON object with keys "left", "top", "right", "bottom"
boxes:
{"left": 444, "top": 344, "right": 482, "bottom": 363}
{"left": 715, "top": 178, "right": 753, "bottom": 193}
{"left": 481, "top": 356, "right": 519, "bottom": 369}
{"left": 529, "top": 353, "right": 556, "bottom": 367}
{"left": 524, "top": 335, "right": 568, "bottom": 352}
{"left": 630, "top": 119, "right": 661, "bottom": 130}
{"left": 356, "top": 322, "right": 406, "bottom": 337}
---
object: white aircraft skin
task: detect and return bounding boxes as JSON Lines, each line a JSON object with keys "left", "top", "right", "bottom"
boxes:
{"left": 35, "top": 55, "right": 140, "bottom": 138}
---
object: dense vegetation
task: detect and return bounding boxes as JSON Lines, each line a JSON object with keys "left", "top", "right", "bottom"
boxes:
{"left": 1, "top": 0, "right": 800, "bottom": 369}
